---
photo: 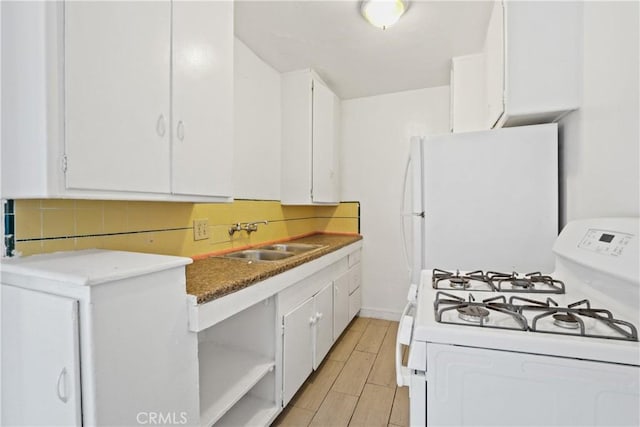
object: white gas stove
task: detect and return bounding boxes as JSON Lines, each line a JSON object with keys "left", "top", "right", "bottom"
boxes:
{"left": 396, "top": 217, "right": 640, "bottom": 426}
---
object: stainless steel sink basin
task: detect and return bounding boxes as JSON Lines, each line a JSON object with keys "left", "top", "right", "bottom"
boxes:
{"left": 259, "top": 243, "right": 324, "bottom": 254}
{"left": 223, "top": 249, "right": 294, "bottom": 261}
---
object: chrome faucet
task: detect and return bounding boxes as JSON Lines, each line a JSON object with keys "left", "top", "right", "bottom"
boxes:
{"left": 228, "top": 220, "right": 269, "bottom": 236}
{"left": 244, "top": 220, "right": 268, "bottom": 233}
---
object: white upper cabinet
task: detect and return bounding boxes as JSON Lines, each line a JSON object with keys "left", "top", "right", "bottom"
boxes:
{"left": 1, "top": 1, "right": 233, "bottom": 201}
{"left": 281, "top": 69, "right": 340, "bottom": 205}
{"left": 171, "top": 1, "right": 233, "bottom": 198}
{"left": 311, "top": 79, "right": 340, "bottom": 204}
{"left": 484, "top": 0, "right": 581, "bottom": 128}
{"left": 65, "top": 1, "right": 172, "bottom": 194}
{"left": 484, "top": 1, "right": 505, "bottom": 129}
{"left": 450, "top": 54, "right": 486, "bottom": 133}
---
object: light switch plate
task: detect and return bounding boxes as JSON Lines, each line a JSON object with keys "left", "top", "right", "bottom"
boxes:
{"left": 193, "top": 219, "right": 210, "bottom": 241}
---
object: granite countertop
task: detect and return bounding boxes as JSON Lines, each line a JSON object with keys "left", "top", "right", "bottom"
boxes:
{"left": 186, "top": 233, "right": 363, "bottom": 304}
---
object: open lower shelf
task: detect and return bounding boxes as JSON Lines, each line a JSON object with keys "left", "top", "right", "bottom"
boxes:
{"left": 199, "top": 342, "right": 275, "bottom": 426}
{"left": 216, "top": 394, "right": 280, "bottom": 427}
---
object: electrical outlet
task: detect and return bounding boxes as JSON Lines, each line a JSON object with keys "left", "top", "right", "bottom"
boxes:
{"left": 193, "top": 219, "right": 210, "bottom": 241}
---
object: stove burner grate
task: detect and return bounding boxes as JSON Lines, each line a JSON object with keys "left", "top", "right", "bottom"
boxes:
{"left": 517, "top": 299, "right": 639, "bottom": 341}
{"left": 487, "top": 271, "right": 566, "bottom": 294}
{"left": 432, "top": 269, "right": 495, "bottom": 291}
{"left": 434, "top": 293, "right": 639, "bottom": 341}
{"left": 434, "top": 292, "right": 528, "bottom": 331}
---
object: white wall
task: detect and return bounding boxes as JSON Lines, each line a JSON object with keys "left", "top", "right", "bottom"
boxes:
{"left": 341, "top": 86, "right": 450, "bottom": 319}
{"left": 233, "top": 37, "right": 282, "bottom": 200}
{"left": 559, "top": 1, "right": 639, "bottom": 224}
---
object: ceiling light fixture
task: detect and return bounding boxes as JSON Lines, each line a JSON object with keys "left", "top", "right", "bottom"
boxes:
{"left": 361, "top": 0, "right": 408, "bottom": 30}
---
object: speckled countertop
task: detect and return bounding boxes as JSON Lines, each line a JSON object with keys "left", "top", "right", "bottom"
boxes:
{"left": 186, "top": 234, "right": 362, "bottom": 304}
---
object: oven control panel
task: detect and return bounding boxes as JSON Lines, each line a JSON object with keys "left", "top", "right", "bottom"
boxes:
{"left": 578, "top": 229, "right": 634, "bottom": 257}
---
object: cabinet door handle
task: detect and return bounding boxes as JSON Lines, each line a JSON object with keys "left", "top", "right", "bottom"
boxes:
{"left": 316, "top": 312, "right": 323, "bottom": 320}
{"left": 56, "top": 367, "right": 68, "bottom": 403}
{"left": 156, "top": 114, "right": 166, "bottom": 137}
{"left": 309, "top": 316, "right": 316, "bottom": 325}
{"left": 176, "top": 120, "right": 185, "bottom": 141}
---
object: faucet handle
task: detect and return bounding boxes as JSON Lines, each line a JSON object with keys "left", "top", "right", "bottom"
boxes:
{"left": 245, "top": 220, "right": 268, "bottom": 233}
{"left": 228, "top": 222, "right": 243, "bottom": 236}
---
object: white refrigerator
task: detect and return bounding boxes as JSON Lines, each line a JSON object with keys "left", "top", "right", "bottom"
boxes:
{"left": 402, "top": 123, "right": 559, "bottom": 285}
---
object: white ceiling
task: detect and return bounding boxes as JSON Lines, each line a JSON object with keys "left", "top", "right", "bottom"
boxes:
{"left": 234, "top": 0, "right": 495, "bottom": 99}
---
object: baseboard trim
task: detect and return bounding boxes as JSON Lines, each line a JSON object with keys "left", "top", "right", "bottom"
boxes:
{"left": 358, "top": 307, "right": 402, "bottom": 321}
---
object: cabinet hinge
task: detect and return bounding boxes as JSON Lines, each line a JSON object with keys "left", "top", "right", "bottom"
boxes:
{"left": 61, "top": 155, "right": 68, "bottom": 173}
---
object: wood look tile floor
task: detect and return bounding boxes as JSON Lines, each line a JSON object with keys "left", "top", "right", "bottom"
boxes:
{"left": 273, "top": 317, "right": 409, "bottom": 427}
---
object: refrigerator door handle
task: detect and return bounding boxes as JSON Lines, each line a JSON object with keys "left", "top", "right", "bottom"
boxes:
{"left": 400, "top": 155, "right": 414, "bottom": 275}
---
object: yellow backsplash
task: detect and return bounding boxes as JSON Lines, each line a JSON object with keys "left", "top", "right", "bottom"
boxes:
{"left": 12, "top": 199, "right": 359, "bottom": 258}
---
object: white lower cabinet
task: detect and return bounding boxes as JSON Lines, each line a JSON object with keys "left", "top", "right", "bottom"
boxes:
{"left": 281, "top": 281, "right": 333, "bottom": 405}
{"left": 349, "top": 286, "right": 362, "bottom": 320}
{"left": 0, "top": 250, "right": 199, "bottom": 426}
{"left": 333, "top": 271, "right": 350, "bottom": 340}
{"left": 279, "top": 246, "right": 363, "bottom": 407}
{"left": 186, "top": 240, "right": 362, "bottom": 425}
{"left": 2, "top": 286, "right": 82, "bottom": 426}
{"left": 282, "top": 296, "right": 315, "bottom": 405}
{"left": 347, "top": 255, "right": 362, "bottom": 323}
{"left": 2, "top": 243, "right": 364, "bottom": 427}
{"left": 313, "top": 282, "right": 334, "bottom": 369}
{"left": 198, "top": 297, "right": 278, "bottom": 426}
{"left": 335, "top": 258, "right": 362, "bottom": 340}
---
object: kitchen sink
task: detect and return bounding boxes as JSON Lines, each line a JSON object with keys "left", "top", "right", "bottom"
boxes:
{"left": 259, "top": 243, "right": 324, "bottom": 254}
{"left": 223, "top": 249, "right": 294, "bottom": 261}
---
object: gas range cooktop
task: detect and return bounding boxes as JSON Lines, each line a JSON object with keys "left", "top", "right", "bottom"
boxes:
{"left": 411, "top": 219, "right": 639, "bottom": 370}
{"left": 433, "top": 290, "right": 638, "bottom": 342}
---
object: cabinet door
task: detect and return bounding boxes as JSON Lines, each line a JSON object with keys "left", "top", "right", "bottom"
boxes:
{"left": 172, "top": 1, "right": 233, "bottom": 197}
{"left": 281, "top": 70, "right": 313, "bottom": 204}
{"left": 451, "top": 54, "right": 486, "bottom": 133}
{"left": 333, "top": 271, "right": 350, "bottom": 340}
{"left": 312, "top": 79, "right": 340, "bottom": 204}
{"left": 65, "top": 1, "right": 171, "bottom": 193}
{"left": 1, "top": 285, "right": 81, "bottom": 426}
{"left": 282, "top": 296, "right": 314, "bottom": 405}
{"left": 313, "top": 282, "right": 334, "bottom": 370}
{"left": 349, "top": 287, "right": 362, "bottom": 322}
{"left": 348, "top": 263, "right": 362, "bottom": 295}
{"left": 485, "top": 0, "right": 505, "bottom": 128}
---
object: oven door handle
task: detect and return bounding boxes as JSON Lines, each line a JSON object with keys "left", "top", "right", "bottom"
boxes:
{"left": 396, "top": 300, "right": 414, "bottom": 387}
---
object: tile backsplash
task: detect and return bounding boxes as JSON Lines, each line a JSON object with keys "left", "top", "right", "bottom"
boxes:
{"left": 10, "top": 199, "right": 359, "bottom": 258}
